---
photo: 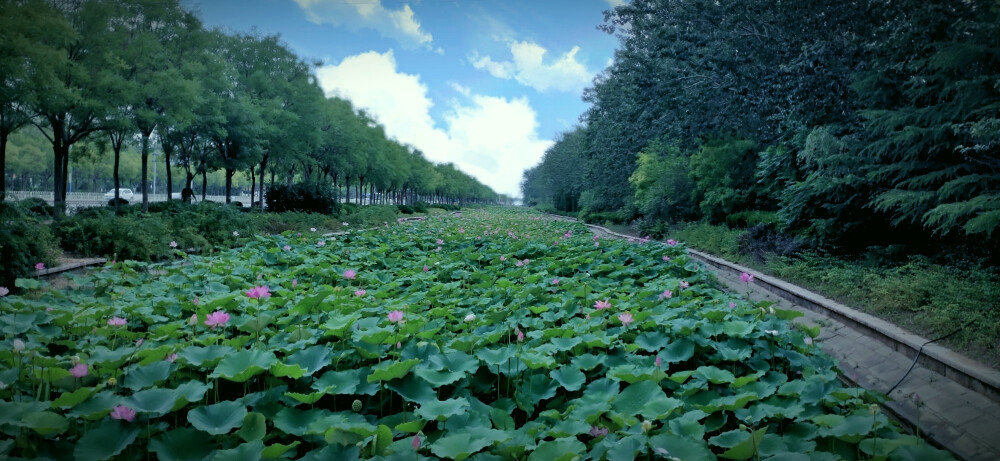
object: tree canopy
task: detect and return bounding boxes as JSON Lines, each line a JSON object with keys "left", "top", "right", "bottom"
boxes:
{"left": 1, "top": 0, "right": 498, "bottom": 214}
{"left": 523, "top": 0, "right": 999, "bottom": 255}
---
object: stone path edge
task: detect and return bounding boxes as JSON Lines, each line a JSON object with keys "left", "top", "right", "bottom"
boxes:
{"left": 35, "top": 258, "right": 107, "bottom": 278}
{"left": 542, "top": 213, "right": 1000, "bottom": 405}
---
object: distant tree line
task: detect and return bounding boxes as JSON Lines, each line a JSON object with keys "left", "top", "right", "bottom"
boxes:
{"left": 522, "top": 0, "right": 999, "bottom": 256}
{"left": 1, "top": 0, "right": 501, "bottom": 216}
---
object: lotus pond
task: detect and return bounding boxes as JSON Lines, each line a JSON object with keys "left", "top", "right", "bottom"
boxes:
{"left": 0, "top": 209, "right": 951, "bottom": 460}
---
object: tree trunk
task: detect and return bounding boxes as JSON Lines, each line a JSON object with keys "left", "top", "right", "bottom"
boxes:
{"left": 164, "top": 148, "right": 173, "bottom": 201}
{"left": 201, "top": 169, "right": 207, "bottom": 201}
{"left": 259, "top": 154, "right": 268, "bottom": 211}
{"left": 140, "top": 133, "right": 152, "bottom": 212}
{"left": 249, "top": 166, "right": 256, "bottom": 208}
{"left": 112, "top": 141, "right": 121, "bottom": 215}
{"left": 225, "top": 167, "right": 234, "bottom": 204}
{"left": 0, "top": 131, "right": 6, "bottom": 202}
{"left": 52, "top": 138, "right": 67, "bottom": 218}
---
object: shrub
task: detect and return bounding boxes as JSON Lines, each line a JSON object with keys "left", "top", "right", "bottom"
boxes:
{"left": 737, "top": 223, "right": 804, "bottom": 262}
{"left": 342, "top": 205, "right": 398, "bottom": 227}
{"left": 18, "top": 197, "right": 53, "bottom": 217}
{"left": 0, "top": 203, "right": 59, "bottom": 289}
{"left": 726, "top": 210, "right": 781, "bottom": 229}
{"left": 266, "top": 182, "right": 338, "bottom": 214}
{"left": 56, "top": 209, "right": 171, "bottom": 261}
{"left": 397, "top": 205, "right": 414, "bottom": 214}
{"left": 412, "top": 202, "right": 428, "bottom": 213}
{"left": 669, "top": 222, "right": 742, "bottom": 259}
{"left": 107, "top": 198, "right": 129, "bottom": 207}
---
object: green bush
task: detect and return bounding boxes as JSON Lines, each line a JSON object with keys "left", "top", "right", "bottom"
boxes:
{"left": 55, "top": 208, "right": 171, "bottom": 261}
{"left": 342, "top": 205, "right": 398, "bottom": 227}
{"left": 397, "top": 205, "right": 414, "bottom": 214}
{"left": 412, "top": 202, "right": 428, "bottom": 213}
{"left": 726, "top": 210, "right": 780, "bottom": 229}
{"left": 338, "top": 202, "right": 360, "bottom": 217}
{"left": 18, "top": 197, "right": 54, "bottom": 217}
{"left": 266, "top": 182, "right": 339, "bottom": 214}
{"left": 0, "top": 203, "right": 59, "bottom": 290}
{"left": 669, "top": 222, "right": 742, "bottom": 259}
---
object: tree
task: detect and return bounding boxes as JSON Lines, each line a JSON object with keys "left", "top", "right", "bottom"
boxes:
{"left": 857, "top": 0, "right": 1000, "bottom": 243}
{"left": 0, "top": 0, "right": 72, "bottom": 202}
{"left": 29, "top": 0, "right": 120, "bottom": 216}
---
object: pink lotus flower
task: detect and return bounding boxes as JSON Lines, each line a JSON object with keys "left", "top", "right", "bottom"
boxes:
{"left": 436, "top": 239, "right": 444, "bottom": 245}
{"left": 594, "top": 300, "right": 611, "bottom": 310}
{"left": 618, "top": 312, "right": 634, "bottom": 328}
{"left": 523, "top": 259, "right": 530, "bottom": 264}
{"left": 204, "top": 310, "right": 230, "bottom": 329}
{"left": 655, "top": 356, "right": 662, "bottom": 367}
{"left": 107, "top": 316, "right": 127, "bottom": 327}
{"left": 343, "top": 270, "right": 356, "bottom": 280}
{"left": 435, "top": 246, "right": 442, "bottom": 252}
{"left": 422, "top": 265, "right": 429, "bottom": 272}
{"left": 189, "top": 314, "right": 198, "bottom": 325}
{"left": 192, "top": 297, "right": 200, "bottom": 305}
{"left": 35, "top": 262, "right": 45, "bottom": 271}
{"left": 135, "top": 338, "right": 144, "bottom": 347}
{"left": 354, "top": 289, "right": 366, "bottom": 296}
{"left": 662, "top": 256, "right": 670, "bottom": 262}
{"left": 245, "top": 285, "right": 271, "bottom": 299}
{"left": 12, "top": 338, "right": 25, "bottom": 352}
{"left": 551, "top": 278, "right": 560, "bottom": 285}
{"left": 666, "top": 239, "right": 678, "bottom": 246}
{"left": 412, "top": 435, "right": 421, "bottom": 450}
{"left": 283, "top": 245, "right": 291, "bottom": 251}
{"left": 594, "top": 242, "right": 599, "bottom": 247}
{"left": 70, "top": 363, "right": 88, "bottom": 378}
{"left": 658, "top": 290, "right": 672, "bottom": 300}
{"left": 515, "top": 260, "right": 523, "bottom": 267}
{"left": 680, "top": 281, "right": 690, "bottom": 289}
{"left": 729, "top": 302, "right": 737, "bottom": 308}
{"left": 165, "top": 353, "right": 178, "bottom": 362}
{"left": 0, "top": 286, "right": 8, "bottom": 296}
{"left": 292, "top": 279, "right": 298, "bottom": 287}
{"left": 589, "top": 426, "right": 609, "bottom": 437}
{"left": 317, "top": 240, "right": 325, "bottom": 247}
{"left": 110, "top": 405, "right": 136, "bottom": 422}
{"left": 387, "top": 310, "right": 405, "bottom": 323}
{"left": 233, "top": 231, "right": 239, "bottom": 237}
{"left": 169, "top": 241, "right": 178, "bottom": 248}
{"left": 515, "top": 328, "right": 525, "bottom": 342}
{"left": 804, "top": 337, "right": 813, "bottom": 345}
{"left": 500, "top": 255, "right": 506, "bottom": 262}
{"left": 740, "top": 272, "right": 754, "bottom": 283}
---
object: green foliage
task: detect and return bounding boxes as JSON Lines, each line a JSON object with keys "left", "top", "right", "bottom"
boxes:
{"left": 669, "top": 222, "right": 743, "bottom": 260}
{"left": 0, "top": 203, "right": 59, "bottom": 289}
{"left": 265, "top": 182, "right": 339, "bottom": 215}
{"left": 629, "top": 140, "right": 697, "bottom": 222}
{"left": 856, "top": 2, "right": 1000, "bottom": 242}
{"left": 341, "top": 205, "right": 398, "bottom": 227}
{"left": 689, "top": 137, "right": 758, "bottom": 223}
{"left": 17, "top": 197, "right": 53, "bottom": 217}
{"left": 776, "top": 126, "right": 879, "bottom": 248}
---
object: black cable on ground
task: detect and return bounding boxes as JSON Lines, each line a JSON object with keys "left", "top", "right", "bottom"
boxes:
{"left": 886, "top": 318, "right": 977, "bottom": 395}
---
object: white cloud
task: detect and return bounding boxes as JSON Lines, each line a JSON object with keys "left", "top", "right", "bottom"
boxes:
{"left": 449, "top": 82, "right": 471, "bottom": 96}
{"left": 293, "top": 0, "right": 433, "bottom": 49}
{"left": 470, "top": 40, "right": 594, "bottom": 93}
{"left": 315, "top": 50, "right": 551, "bottom": 197}
{"left": 603, "top": 0, "right": 626, "bottom": 7}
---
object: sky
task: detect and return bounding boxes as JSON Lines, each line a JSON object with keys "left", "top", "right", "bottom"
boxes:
{"left": 188, "top": 0, "right": 624, "bottom": 197}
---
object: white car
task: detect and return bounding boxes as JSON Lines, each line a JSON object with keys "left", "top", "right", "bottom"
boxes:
{"left": 104, "top": 188, "right": 134, "bottom": 200}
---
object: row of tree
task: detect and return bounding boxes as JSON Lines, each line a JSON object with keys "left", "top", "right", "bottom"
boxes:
{"left": 522, "top": 0, "right": 999, "bottom": 253}
{"left": 1, "top": 0, "right": 500, "bottom": 215}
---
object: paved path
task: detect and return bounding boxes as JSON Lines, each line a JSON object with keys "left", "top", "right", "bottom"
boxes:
{"left": 546, "top": 214, "right": 1000, "bottom": 460}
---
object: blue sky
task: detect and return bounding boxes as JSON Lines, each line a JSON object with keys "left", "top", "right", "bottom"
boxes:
{"left": 189, "top": 0, "right": 623, "bottom": 196}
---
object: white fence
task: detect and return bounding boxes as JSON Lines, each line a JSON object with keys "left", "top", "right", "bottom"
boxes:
{"left": 3, "top": 190, "right": 253, "bottom": 211}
